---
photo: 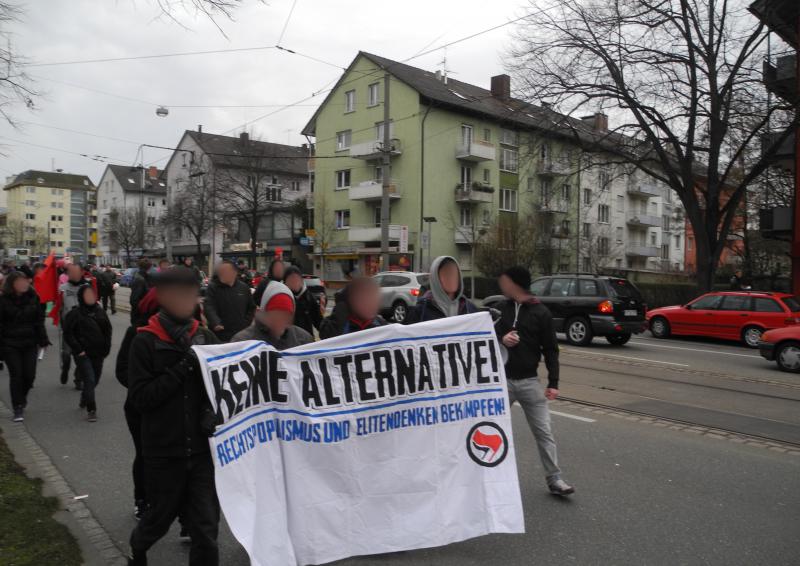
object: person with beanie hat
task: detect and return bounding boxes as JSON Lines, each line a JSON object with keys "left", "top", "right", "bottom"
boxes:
{"left": 319, "top": 277, "right": 387, "bottom": 339}
{"left": 232, "top": 281, "right": 313, "bottom": 350}
{"left": 405, "top": 256, "right": 478, "bottom": 323}
{"left": 495, "top": 266, "right": 574, "bottom": 497}
{"left": 283, "top": 266, "right": 322, "bottom": 336}
{"left": 62, "top": 285, "right": 112, "bottom": 422}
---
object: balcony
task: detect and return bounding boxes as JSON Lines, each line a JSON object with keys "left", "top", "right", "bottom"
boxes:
{"left": 626, "top": 245, "right": 659, "bottom": 257}
{"left": 749, "top": 0, "right": 799, "bottom": 49}
{"left": 760, "top": 130, "right": 796, "bottom": 171}
{"left": 454, "top": 228, "right": 479, "bottom": 245}
{"left": 627, "top": 183, "right": 661, "bottom": 198}
{"left": 551, "top": 226, "right": 571, "bottom": 239}
{"left": 349, "top": 138, "right": 402, "bottom": 160}
{"left": 760, "top": 207, "right": 792, "bottom": 240}
{"left": 347, "top": 224, "right": 404, "bottom": 242}
{"left": 455, "top": 182, "right": 494, "bottom": 203}
{"left": 626, "top": 213, "right": 661, "bottom": 228}
{"left": 538, "top": 199, "right": 569, "bottom": 214}
{"left": 536, "top": 157, "right": 571, "bottom": 176}
{"left": 349, "top": 180, "right": 401, "bottom": 201}
{"left": 763, "top": 52, "right": 797, "bottom": 103}
{"left": 456, "top": 139, "right": 495, "bottom": 162}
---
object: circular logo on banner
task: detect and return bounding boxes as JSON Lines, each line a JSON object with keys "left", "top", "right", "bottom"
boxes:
{"left": 466, "top": 422, "right": 509, "bottom": 467}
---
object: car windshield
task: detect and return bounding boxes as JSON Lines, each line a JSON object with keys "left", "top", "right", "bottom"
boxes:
{"left": 608, "top": 278, "right": 642, "bottom": 299}
{"left": 782, "top": 296, "right": 800, "bottom": 312}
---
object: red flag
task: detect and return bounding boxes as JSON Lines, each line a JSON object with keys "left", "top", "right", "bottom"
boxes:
{"left": 34, "top": 252, "right": 58, "bottom": 303}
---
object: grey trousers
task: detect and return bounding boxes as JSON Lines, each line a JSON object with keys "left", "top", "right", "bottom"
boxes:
{"left": 507, "top": 378, "right": 562, "bottom": 480}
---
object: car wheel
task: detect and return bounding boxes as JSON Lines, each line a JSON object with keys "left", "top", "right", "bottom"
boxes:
{"left": 776, "top": 341, "right": 800, "bottom": 373}
{"left": 741, "top": 325, "right": 763, "bottom": 348}
{"left": 565, "top": 317, "right": 593, "bottom": 346}
{"left": 606, "top": 333, "right": 631, "bottom": 346}
{"left": 391, "top": 300, "right": 408, "bottom": 323}
{"left": 650, "top": 316, "right": 671, "bottom": 338}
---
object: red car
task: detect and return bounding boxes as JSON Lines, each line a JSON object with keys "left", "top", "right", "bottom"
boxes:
{"left": 647, "top": 291, "right": 800, "bottom": 348}
{"left": 759, "top": 326, "right": 800, "bottom": 372}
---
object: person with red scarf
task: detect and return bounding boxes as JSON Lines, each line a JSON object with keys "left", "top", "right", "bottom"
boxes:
{"left": 126, "top": 268, "right": 220, "bottom": 566}
{"left": 319, "top": 276, "right": 387, "bottom": 339}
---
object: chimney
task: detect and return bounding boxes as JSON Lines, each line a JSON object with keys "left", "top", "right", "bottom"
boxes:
{"left": 197, "top": 124, "right": 203, "bottom": 134}
{"left": 581, "top": 112, "right": 609, "bottom": 131}
{"left": 435, "top": 70, "right": 442, "bottom": 82}
{"left": 148, "top": 166, "right": 158, "bottom": 180}
{"left": 490, "top": 74, "right": 511, "bottom": 100}
{"left": 240, "top": 132, "right": 250, "bottom": 144}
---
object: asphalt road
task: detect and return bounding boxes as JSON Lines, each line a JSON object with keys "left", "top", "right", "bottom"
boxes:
{"left": 3, "top": 305, "right": 799, "bottom": 565}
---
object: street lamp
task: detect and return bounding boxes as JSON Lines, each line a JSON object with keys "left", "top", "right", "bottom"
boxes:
{"left": 156, "top": 106, "right": 169, "bottom": 117}
{"left": 422, "top": 216, "right": 437, "bottom": 271}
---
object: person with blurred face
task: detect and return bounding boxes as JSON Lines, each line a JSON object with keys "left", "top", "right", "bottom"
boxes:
{"left": 204, "top": 260, "right": 255, "bottom": 342}
{"left": 59, "top": 262, "right": 91, "bottom": 388}
{"left": 62, "top": 286, "right": 112, "bottom": 422}
{"left": 253, "top": 259, "right": 286, "bottom": 307}
{"left": 127, "top": 267, "right": 221, "bottom": 566}
{"left": 405, "top": 256, "right": 478, "bottom": 323}
{"left": 158, "top": 259, "right": 171, "bottom": 272}
{"left": 0, "top": 272, "right": 49, "bottom": 422}
{"left": 232, "top": 281, "right": 312, "bottom": 350}
{"left": 319, "top": 277, "right": 387, "bottom": 339}
{"left": 282, "top": 266, "right": 322, "bottom": 336}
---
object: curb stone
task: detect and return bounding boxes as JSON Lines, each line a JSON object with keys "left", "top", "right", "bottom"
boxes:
{"left": 0, "top": 399, "right": 128, "bottom": 566}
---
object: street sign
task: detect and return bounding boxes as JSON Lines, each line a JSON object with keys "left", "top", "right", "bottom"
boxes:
{"left": 305, "top": 229, "right": 317, "bottom": 237}
{"left": 399, "top": 225, "right": 409, "bottom": 253}
{"left": 300, "top": 236, "right": 315, "bottom": 246}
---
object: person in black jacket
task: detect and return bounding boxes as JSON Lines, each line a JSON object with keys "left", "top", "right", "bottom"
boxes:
{"left": 319, "top": 277, "right": 387, "bottom": 339}
{"left": 203, "top": 261, "right": 255, "bottom": 342}
{"left": 495, "top": 266, "right": 573, "bottom": 496}
{"left": 253, "top": 258, "right": 285, "bottom": 307}
{"left": 405, "top": 256, "right": 478, "bottom": 323}
{"left": 0, "top": 272, "right": 49, "bottom": 422}
{"left": 181, "top": 257, "right": 203, "bottom": 285}
{"left": 96, "top": 265, "right": 117, "bottom": 314}
{"left": 63, "top": 286, "right": 112, "bottom": 422}
{"left": 127, "top": 267, "right": 220, "bottom": 566}
{"left": 283, "top": 266, "right": 322, "bottom": 335}
{"left": 129, "top": 259, "right": 152, "bottom": 325}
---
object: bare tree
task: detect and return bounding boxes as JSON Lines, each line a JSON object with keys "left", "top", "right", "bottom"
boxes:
{"left": 511, "top": 0, "right": 797, "bottom": 291}
{"left": 165, "top": 168, "right": 220, "bottom": 261}
{"left": 312, "top": 193, "right": 338, "bottom": 281}
{"left": 475, "top": 215, "right": 543, "bottom": 277}
{"left": 106, "top": 208, "right": 143, "bottom": 266}
{"left": 580, "top": 224, "right": 625, "bottom": 273}
{"left": 0, "top": 2, "right": 35, "bottom": 127}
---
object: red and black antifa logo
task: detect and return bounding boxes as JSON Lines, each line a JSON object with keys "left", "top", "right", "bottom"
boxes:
{"left": 466, "top": 422, "right": 508, "bottom": 467}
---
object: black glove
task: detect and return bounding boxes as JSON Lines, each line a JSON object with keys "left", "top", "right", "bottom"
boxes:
{"left": 170, "top": 351, "right": 199, "bottom": 381}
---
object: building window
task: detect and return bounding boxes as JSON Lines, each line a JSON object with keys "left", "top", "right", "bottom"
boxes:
{"left": 665, "top": 188, "right": 672, "bottom": 203}
{"left": 335, "top": 170, "right": 351, "bottom": 190}
{"left": 162, "top": 199, "right": 167, "bottom": 206}
{"left": 616, "top": 226, "right": 623, "bottom": 242}
{"left": 25, "top": 213, "right": 35, "bottom": 220}
{"left": 334, "top": 209, "right": 350, "bottom": 229}
{"left": 499, "top": 189, "right": 518, "bottom": 212}
{"left": 26, "top": 187, "right": 35, "bottom": 193}
{"left": 461, "top": 124, "right": 473, "bottom": 146}
{"left": 599, "top": 168, "right": 610, "bottom": 190}
{"left": 289, "top": 181, "right": 300, "bottom": 191}
{"left": 675, "top": 234, "right": 681, "bottom": 248}
{"left": 662, "top": 215, "right": 671, "bottom": 231}
{"left": 598, "top": 204, "right": 610, "bottom": 223}
{"left": 598, "top": 237, "right": 610, "bottom": 255}
{"left": 616, "top": 259, "right": 623, "bottom": 269}
{"left": 146, "top": 216, "right": 156, "bottom": 226}
{"left": 367, "top": 83, "right": 379, "bottom": 106}
{"left": 25, "top": 200, "right": 35, "bottom": 206}
{"left": 582, "top": 222, "right": 591, "bottom": 238}
{"left": 335, "top": 130, "right": 351, "bottom": 151}
{"left": 540, "top": 178, "right": 552, "bottom": 203}
{"left": 616, "top": 195, "right": 625, "bottom": 212}
{"left": 562, "top": 184, "right": 571, "bottom": 201}
{"left": 460, "top": 166, "right": 472, "bottom": 187}
{"left": 50, "top": 188, "right": 63, "bottom": 195}
{"left": 376, "top": 121, "right": 394, "bottom": 140}
{"left": 483, "top": 128, "right": 491, "bottom": 142}
{"left": 560, "top": 219, "right": 570, "bottom": 235}
{"left": 661, "top": 244, "right": 670, "bottom": 260}
{"left": 459, "top": 205, "right": 472, "bottom": 227}
{"left": 583, "top": 188, "right": 592, "bottom": 205}
{"left": 147, "top": 198, "right": 156, "bottom": 207}
{"left": 582, "top": 257, "right": 591, "bottom": 272}
{"left": 500, "top": 148, "right": 518, "bottom": 172}
{"left": 344, "top": 90, "right": 356, "bottom": 113}
{"left": 499, "top": 128, "right": 518, "bottom": 146}
{"left": 372, "top": 205, "right": 381, "bottom": 227}
{"left": 483, "top": 169, "right": 490, "bottom": 183}
{"left": 650, "top": 232, "right": 657, "bottom": 245}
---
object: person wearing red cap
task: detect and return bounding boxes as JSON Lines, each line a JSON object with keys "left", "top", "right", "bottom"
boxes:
{"left": 232, "top": 281, "right": 313, "bottom": 350}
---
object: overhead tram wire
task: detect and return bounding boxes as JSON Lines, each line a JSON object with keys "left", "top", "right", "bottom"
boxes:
{"left": 0, "top": 136, "right": 131, "bottom": 164}
{"left": 275, "top": 0, "right": 299, "bottom": 47}
{"left": 27, "top": 45, "right": 279, "bottom": 67}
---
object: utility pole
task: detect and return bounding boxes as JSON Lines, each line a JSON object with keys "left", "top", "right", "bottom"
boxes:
{"left": 380, "top": 73, "right": 391, "bottom": 271}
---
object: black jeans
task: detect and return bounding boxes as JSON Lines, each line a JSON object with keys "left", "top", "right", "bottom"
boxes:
{"left": 100, "top": 292, "right": 115, "bottom": 313}
{"left": 4, "top": 345, "right": 37, "bottom": 409}
{"left": 124, "top": 400, "right": 145, "bottom": 503}
{"left": 75, "top": 355, "right": 103, "bottom": 412}
{"left": 130, "top": 453, "right": 220, "bottom": 566}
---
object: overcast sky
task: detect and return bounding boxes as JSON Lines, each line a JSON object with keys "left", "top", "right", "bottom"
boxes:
{"left": 0, "top": 0, "right": 525, "bottom": 183}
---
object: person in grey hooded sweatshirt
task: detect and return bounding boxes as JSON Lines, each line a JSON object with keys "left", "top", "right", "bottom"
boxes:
{"left": 405, "top": 256, "right": 478, "bottom": 323}
{"left": 232, "top": 281, "right": 313, "bottom": 350}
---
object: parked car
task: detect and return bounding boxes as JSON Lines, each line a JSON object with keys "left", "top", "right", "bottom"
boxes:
{"left": 119, "top": 267, "right": 138, "bottom": 287}
{"left": 373, "top": 271, "right": 430, "bottom": 322}
{"left": 483, "top": 274, "right": 647, "bottom": 346}
{"left": 759, "top": 326, "right": 800, "bottom": 373}
{"left": 647, "top": 291, "right": 800, "bottom": 348}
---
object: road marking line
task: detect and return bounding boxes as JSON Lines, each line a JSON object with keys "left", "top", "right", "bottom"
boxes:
{"left": 628, "top": 339, "right": 760, "bottom": 358}
{"left": 562, "top": 349, "right": 690, "bottom": 366}
{"left": 549, "top": 410, "right": 596, "bottom": 423}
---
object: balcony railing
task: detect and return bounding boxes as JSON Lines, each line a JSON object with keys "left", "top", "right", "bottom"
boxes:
{"left": 349, "top": 180, "right": 401, "bottom": 201}
{"left": 626, "top": 213, "right": 661, "bottom": 228}
{"left": 763, "top": 52, "right": 797, "bottom": 102}
{"left": 455, "top": 182, "right": 494, "bottom": 203}
{"left": 551, "top": 226, "right": 571, "bottom": 239}
{"left": 347, "top": 224, "right": 404, "bottom": 242}
{"left": 349, "top": 138, "right": 402, "bottom": 160}
{"left": 626, "top": 245, "right": 659, "bottom": 257}
{"left": 538, "top": 199, "right": 569, "bottom": 214}
{"left": 454, "top": 229, "right": 478, "bottom": 245}
{"left": 456, "top": 139, "right": 496, "bottom": 162}
{"left": 536, "top": 157, "right": 571, "bottom": 176}
{"left": 627, "top": 183, "right": 661, "bottom": 198}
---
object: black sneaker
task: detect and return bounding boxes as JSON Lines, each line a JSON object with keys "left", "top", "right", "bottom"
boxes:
{"left": 127, "top": 549, "right": 147, "bottom": 566}
{"left": 60, "top": 367, "right": 69, "bottom": 385}
{"left": 87, "top": 411, "right": 97, "bottom": 423}
{"left": 74, "top": 380, "right": 83, "bottom": 391}
{"left": 12, "top": 407, "right": 24, "bottom": 422}
{"left": 179, "top": 525, "right": 191, "bottom": 542}
{"left": 134, "top": 500, "right": 146, "bottom": 520}
{"left": 548, "top": 478, "right": 575, "bottom": 496}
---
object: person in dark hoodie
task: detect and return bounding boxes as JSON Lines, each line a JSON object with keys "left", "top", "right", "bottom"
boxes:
{"left": 319, "top": 276, "right": 387, "bottom": 339}
{"left": 494, "top": 266, "right": 574, "bottom": 496}
{"left": 62, "top": 285, "right": 112, "bottom": 422}
{"left": 130, "top": 259, "right": 153, "bottom": 325}
{"left": 253, "top": 258, "right": 286, "bottom": 307}
{"left": 405, "top": 256, "right": 477, "bottom": 323}
{"left": 283, "top": 266, "right": 322, "bottom": 335}
{"left": 59, "top": 263, "right": 91, "bottom": 388}
{"left": 127, "top": 267, "right": 220, "bottom": 566}
{"left": 0, "top": 272, "right": 49, "bottom": 422}
{"left": 232, "top": 281, "right": 313, "bottom": 349}
{"left": 203, "top": 260, "right": 255, "bottom": 342}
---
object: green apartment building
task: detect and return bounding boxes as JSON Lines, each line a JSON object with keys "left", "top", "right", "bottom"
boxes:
{"left": 302, "top": 52, "right": 624, "bottom": 280}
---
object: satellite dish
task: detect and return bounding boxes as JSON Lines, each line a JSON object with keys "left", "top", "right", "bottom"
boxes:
{"left": 156, "top": 106, "right": 169, "bottom": 117}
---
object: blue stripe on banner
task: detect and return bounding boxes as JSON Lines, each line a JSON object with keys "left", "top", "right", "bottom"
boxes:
{"left": 213, "top": 387, "right": 504, "bottom": 437}
{"left": 204, "top": 330, "right": 493, "bottom": 362}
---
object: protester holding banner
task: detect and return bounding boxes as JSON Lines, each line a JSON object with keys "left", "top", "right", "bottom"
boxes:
{"left": 319, "top": 276, "right": 387, "bottom": 338}
{"left": 232, "top": 281, "right": 313, "bottom": 350}
{"left": 405, "top": 256, "right": 478, "bottom": 323}
{"left": 127, "top": 267, "right": 221, "bottom": 566}
{"left": 0, "top": 272, "right": 49, "bottom": 422}
{"left": 495, "top": 266, "right": 574, "bottom": 496}
{"left": 204, "top": 260, "right": 255, "bottom": 343}
{"left": 282, "top": 266, "right": 322, "bottom": 336}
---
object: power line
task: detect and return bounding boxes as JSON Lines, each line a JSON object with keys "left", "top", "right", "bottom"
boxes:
{"left": 0, "top": 136, "right": 130, "bottom": 164}
{"left": 276, "top": 0, "right": 299, "bottom": 46}
{"left": 28, "top": 45, "right": 278, "bottom": 67}
{"left": 20, "top": 122, "right": 145, "bottom": 146}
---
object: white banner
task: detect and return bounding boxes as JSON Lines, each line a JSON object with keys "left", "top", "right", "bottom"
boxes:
{"left": 195, "top": 312, "right": 524, "bottom": 566}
